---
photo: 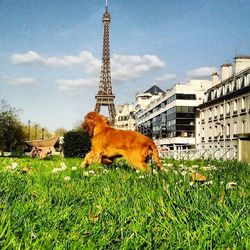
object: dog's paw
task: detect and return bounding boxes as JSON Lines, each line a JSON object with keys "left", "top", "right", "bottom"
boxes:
{"left": 81, "top": 161, "right": 88, "bottom": 168}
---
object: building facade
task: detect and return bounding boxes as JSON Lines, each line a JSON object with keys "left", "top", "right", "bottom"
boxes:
{"left": 136, "top": 80, "right": 212, "bottom": 150}
{"left": 197, "top": 56, "right": 250, "bottom": 160}
{"left": 115, "top": 103, "right": 136, "bottom": 131}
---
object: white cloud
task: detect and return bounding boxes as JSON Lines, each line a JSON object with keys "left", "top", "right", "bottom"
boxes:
{"left": 11, "top": 51, "right": 44, "bottom": 64}
{"left": 11, "top": 50, "right": 166, "bottom": 91}
{"left": 11, "top": 50, "right": 101, "bottom": 72}
{"left": 46, "top": 57, "right": 70, "bottom": 68}
{"left": 186, "top": 67, "right": 217, "bottom": 79}
{"left": 56, "top": 77, "right": 99, "bottom": 91}
{"left": 111, "top": 53, "right": 165, "bottom": 83}
{"left": 154, "top": 73, "right": 176, "bottom": 82}
{"left": 2, "top": 76, "right": 38, "bottom": 86}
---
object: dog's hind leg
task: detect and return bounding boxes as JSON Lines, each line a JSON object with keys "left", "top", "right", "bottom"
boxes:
{"left": 101, "top": 156, "right": 113, "bottom": 165}
{"left": 123, "top": 150, "right": 152, "bottom": 173}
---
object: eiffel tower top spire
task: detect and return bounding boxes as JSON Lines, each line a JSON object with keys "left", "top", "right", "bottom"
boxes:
{"left": 94, "top": 0, "right": 116, "bottom": 124}
{"left": 105, "top": 0, "right": 108, "bottom": 12}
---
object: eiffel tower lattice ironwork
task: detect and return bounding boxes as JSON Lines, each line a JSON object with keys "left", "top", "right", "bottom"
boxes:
{"left": 94, "top": 1, "right": 116, "bottom": 124}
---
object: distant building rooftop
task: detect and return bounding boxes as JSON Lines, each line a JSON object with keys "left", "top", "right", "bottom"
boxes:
{"left": 144, "top": 85, "right": 164, "bottom": 95}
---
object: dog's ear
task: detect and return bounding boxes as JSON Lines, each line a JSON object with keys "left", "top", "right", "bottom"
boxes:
{"left": 85, "top": 120, "right": 95, "bottom": 137}
{"left": 82, "top": 114, "right": 96, "bottom": 137}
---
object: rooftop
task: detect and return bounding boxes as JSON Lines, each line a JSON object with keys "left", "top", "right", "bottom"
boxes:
{"left": 144, "top": 85, "right": 164, "bottom": 95}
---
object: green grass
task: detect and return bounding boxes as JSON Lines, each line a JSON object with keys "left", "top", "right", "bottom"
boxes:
{"left": 0, "top": 156, "right": 249, "bottom": 249}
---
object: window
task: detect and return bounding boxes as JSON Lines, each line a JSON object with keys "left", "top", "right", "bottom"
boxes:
{"left": 242, "top": 121, "right": 246, "bottom": 134}
{"left": 233, "top": 100, "right": 237, "bottom": 111}
{"left": 233, "top": 122, "right": 237, "bottom": 136}
{"left": 247, "top": 74, "right": 250, "bottom": 85}
{"left": 226, "top": 103, "right": 230, "bottom": 113}
{"left": 201, "top": 111, "right": 204, "bottom": 120}
{"left": 226, "top": 124, "right": 230, "bottom": 135}
{"left": 220, "top": 104, "right": 224, "bottom": 114}
{"left": 241, "top": 97, "right": 246, "bottom": 109}
{"left": 215, "top": 125, "right": 218, "bottom": 135}
{"left": 214, "top": 106, "right": 218, "bottom": 117}
{"left": 209, "top": 108, "right": 212, "bottom": 118}
{"left": 219, "top": 124, "right": 223, "bottom": 135}
{"left": 175, "top": 94, "right": 196, "bottom": 100}
{"left": 201, "top": 128, "right": 204, "bottom": 139}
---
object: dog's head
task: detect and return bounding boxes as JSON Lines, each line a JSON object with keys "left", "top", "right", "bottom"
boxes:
{"left": 82, "top": 112, "right": 111, "bottom": 137}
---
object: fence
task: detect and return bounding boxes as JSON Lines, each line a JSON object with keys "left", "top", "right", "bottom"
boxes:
{"left": 160, "top": 147, "right": 237, "bottom": 161}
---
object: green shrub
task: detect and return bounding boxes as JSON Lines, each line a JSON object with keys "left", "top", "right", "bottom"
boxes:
{"left": 63, "top": 129, "right": 91, "bottom": 158}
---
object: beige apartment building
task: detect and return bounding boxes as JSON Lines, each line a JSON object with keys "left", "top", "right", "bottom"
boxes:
{"left": 197, "top": 56, "right": 250, "bottom": 161}
{"left": 115, "top": 103, "right": 136, "bottom": 130}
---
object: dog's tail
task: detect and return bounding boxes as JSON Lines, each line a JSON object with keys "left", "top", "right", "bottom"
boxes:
{"left": 148, "top": 141, "right": 162, "bottom": 169}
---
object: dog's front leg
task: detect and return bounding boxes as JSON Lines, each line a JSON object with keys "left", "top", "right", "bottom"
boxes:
{"left": 81, "top": 151, "right": 101, "bottom": 168}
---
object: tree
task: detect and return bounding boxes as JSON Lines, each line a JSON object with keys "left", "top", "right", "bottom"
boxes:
{"left": 54, "top": 127, "right": 67, "bottom": 137}
{"left": 0, "top": 100, "right": 26, "bottom": 155}
{"left": 63, "top": 129, "right": 91, "bottom": 158}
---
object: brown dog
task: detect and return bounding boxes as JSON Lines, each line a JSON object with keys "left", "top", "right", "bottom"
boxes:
{"left": 81, "top": 112, "right": 161, "bottom": 172}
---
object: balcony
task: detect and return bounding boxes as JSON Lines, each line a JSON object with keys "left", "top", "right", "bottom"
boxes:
{"left": 226, "top": 112, "right": 230, "bottom": 117}
{"left": 219, "top": 114, "right": 223, "bottom": 120}
{"left": 240, "top": 108, "right": 247, "bottom": 114}
{"left": 225, "top": 135, "right": 230, "bottom": 140}
{"left": 208, "top": 136, "right": 212, "bottom": 142}
{"left": 214, "top": 115, "right": 218, "bottom": 121}
{"left": 201, "top": 119, "right": 205, "bottom": 124}
{"left": 201, "top": 137, "right": 205, "bottom": 142}
{"left": 219, "top": 135, "right": 224, "bottom": 141}
{"left": 213, "top": 136, "right": 218, "bottom": 141}
{"left": 232, "top": 110, "right": 238, "bottom": 117}
{"left": 208, "top": 117, "right": 212, "bottom": 122}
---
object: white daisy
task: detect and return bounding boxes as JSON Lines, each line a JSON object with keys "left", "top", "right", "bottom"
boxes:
{"left": 226, "top": 181, "right": 237, "bottom": 190}
{"left": 60, "top": 162, "right": 67, "bottom": 170}
{"left": 89, "top": 170, "right": 95, "bottom": 174}
{"left": 64, "top": 176, "right": 71, "bottom": 181}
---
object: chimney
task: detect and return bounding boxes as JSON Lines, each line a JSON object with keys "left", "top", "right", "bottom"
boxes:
{"left": 211, "top": 72, "right": 220, "bottom": 86}
{"left": 234, "top": 56, "right": 250, "bottom": 74}
{"left": 221, "top": 63, "right": 232, "bottom": 82}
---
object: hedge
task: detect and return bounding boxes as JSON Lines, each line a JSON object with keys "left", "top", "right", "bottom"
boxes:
{"left": 63, "top": 129, "right": 91, "bottom": 158}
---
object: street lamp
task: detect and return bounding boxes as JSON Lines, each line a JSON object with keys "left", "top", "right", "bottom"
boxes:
{"left": 27, "top": 120, "right": 31, "bottom": 140}
{"left": 41, "top": 128, "right": 45, "bottom": 140}
{"left": 35, "top": 124, "right": 38, "bottom": 140}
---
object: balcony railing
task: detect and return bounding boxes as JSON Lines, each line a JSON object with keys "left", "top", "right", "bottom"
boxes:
{"left": 241, "top": 108, "right": 246, "bottom": 114}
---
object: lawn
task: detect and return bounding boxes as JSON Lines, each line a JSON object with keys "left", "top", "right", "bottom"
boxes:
{"left": 0, "top": 157, "right": 249, "bottom": 249}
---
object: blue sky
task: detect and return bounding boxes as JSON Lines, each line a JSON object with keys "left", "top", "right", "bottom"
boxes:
{"left": 1, "top": 0, "right": 250, "bottom": 131}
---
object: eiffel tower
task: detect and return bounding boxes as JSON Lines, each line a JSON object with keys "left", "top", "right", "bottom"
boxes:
{"left": 94, "top": 0, "right": 116, "bottom": 124}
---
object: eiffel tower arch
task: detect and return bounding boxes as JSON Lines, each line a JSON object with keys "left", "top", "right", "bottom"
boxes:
{"left": 94, "top": 1, "right": 116, "bottom": 124}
